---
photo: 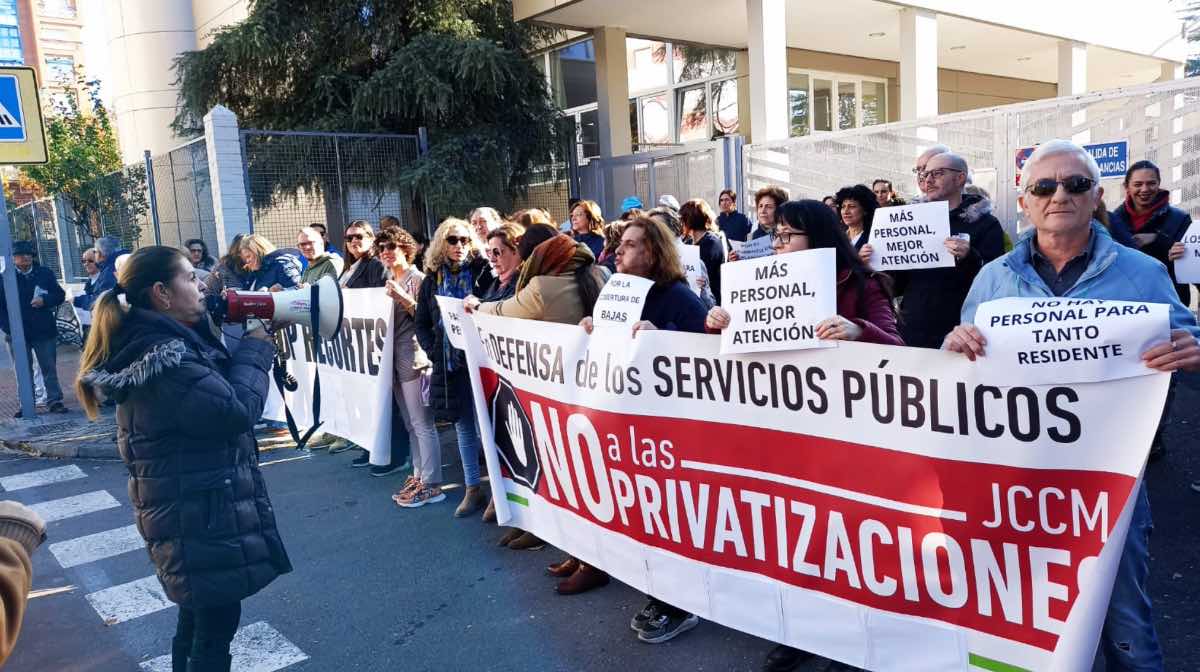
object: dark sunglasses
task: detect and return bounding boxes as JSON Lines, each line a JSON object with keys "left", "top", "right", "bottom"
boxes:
{"left": 1025, "top": 175, "right": 1095, "bottom": 197}
{"left": 345, "top": 233, "right": 368, "bottom": 241}
{"left": 445, "top": 235, "right": 470, "bottom": 246}
{"left": 375, "top": 242, "right": 398, "bottom": 252}
{"left": 486, "top": 246, "right": 509, "bottom": 258}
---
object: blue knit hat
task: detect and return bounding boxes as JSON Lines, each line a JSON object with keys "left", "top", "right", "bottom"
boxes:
{"left": 619, "top": 196, "right": 644, "bottom": 212}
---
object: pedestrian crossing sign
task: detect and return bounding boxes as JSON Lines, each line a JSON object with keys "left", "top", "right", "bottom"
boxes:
{"left": 0, "top": 67, "right": 47, "bottom": 164}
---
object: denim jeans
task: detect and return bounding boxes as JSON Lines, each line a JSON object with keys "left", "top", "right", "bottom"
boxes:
{"left": 7, "top": 338, "right": 62, "bottom": 404}
{"left": 172, "top": 601, "right": 241, "bottom": 671}
{"left": 454, "top": 410, "right": 482, "bottom": 487}
{"left": 1100, "top": 484, "right": 1162, "bottom": 671}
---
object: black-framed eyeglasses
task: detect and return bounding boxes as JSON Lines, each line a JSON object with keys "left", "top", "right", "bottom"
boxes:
{"left": 1024, "top": 175, "right": 1095, "bottom": 197}
{"left": 771, "top": 229, "right": 807, "bottom": 245}
{"left": 924, "top": 168, "right": 963, "bottom": 181}
{"left": 445, "top": 235, "right": 470, "bottom": 246}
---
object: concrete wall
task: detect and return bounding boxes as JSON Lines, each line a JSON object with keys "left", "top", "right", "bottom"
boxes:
{"left": 191, "top": 0, "right": 249, "bottom": 49}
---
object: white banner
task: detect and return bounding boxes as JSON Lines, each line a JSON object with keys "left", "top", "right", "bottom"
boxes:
{"left": 593, "top": 273, "right": 653, "bottom": 328}
{"left": 868, "top": 201, "right": 954, "bottom": 271}
{"left": 460, "top": 312, "right": 1166, "bottom": 672}
{"left": 675, "top": 241, "right": 704, "bottom": 296}
{"left": 435, "top": 295, "right": 467, "bottom": 350}
{"left": 264, "top": 288, "right": 394, "bottom": 464}
{"left": 973, "top": 298, "right": 1170, "bottom": 386}
{"left": 719, "top": 248, "right": 837, "bottom": 354}
{"left": 1174, "top": 222, "right": 1200, "bottom": 283}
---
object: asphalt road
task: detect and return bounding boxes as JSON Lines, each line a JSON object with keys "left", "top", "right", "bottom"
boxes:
{"left": 5, "top": 373, "right": 1200, "bottom": 672}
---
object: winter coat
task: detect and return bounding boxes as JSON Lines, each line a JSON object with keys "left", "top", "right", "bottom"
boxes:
{"left": 641, "top": 280, "right": 708, "bottom": 333}
{"left": 574, "top": 232, "right": 605, "bottom": 258}
{"left": 73, "top": 275, "right": 103, "bottom": 311}
{"left": 414, "top": 257, "right": 489, "bottom": 422}
{"left": 339, "top": 256, "right": 388, "bottom": 289}
{"left": 892, "top": 193, "right": 1005, "bottom": 348}
{"left": 718, "top": 211, "right": 752, "bottom": 243}
{"left": 476, "top": 265, "right": 611, "bottom": 325}
{"left": 835, "top": 270, "right": 904, "bottom": 346}
{"left": 1109, "top": 198, "right": 1193, "bottom": 304}
{"left": 962, "top": 221, "right": 1199, "bottom": 338}
{"left": 246, "top": 249, "right": 302, "bottom": 290}
{"left": 89, "top": 250, "right": 128, "bottom": 299}
{"left": 0, "top": 263, "right": 65, "bottom": 342}
{"left": 78, "top": 308, "right": 292, "bottom": 608}
{"left": 300, "top": 253, "right": 344, "bottom": 286}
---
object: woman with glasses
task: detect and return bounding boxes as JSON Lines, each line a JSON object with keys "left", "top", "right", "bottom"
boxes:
{"left": 706, "top": 199, "right": 902, "bottom": 347}
{"left": 372, "top": 227, "right": 443, "bottom": 508}
{"left": 338, "top": 220, "right": 387, "bottom": 290}
{"left": 415, "top": 219, "right": 491, "bottom": 519}
{"left": 480, "top": 222, "right": 526, "bottom": 303}
{"left": 184, "top": 238, "right": 217, "bottom": 272}
{"left": 568, "top": 200, "right": 606, "bottom": 257}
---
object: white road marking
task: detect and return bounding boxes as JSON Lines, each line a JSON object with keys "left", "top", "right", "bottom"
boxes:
{"left": 139, "top": 621, "right": 309, "bottom": 672}
{"left": 29, "top": 490, "right": 121, "bottom": 523}
{"left": 0, "top": 464, "right": 86, "bottom": 491}
{"left": 679, "top": 459, "right": 969, "bottom": 521}
{"left": 86, "top": 575, "right": 171, "bottom": 625}
{"left": 48, "top": 524, "right": 144, "bottom": 568}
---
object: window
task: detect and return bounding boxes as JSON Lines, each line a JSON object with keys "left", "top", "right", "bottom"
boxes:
{"left": 627, "top": 39, "right": 669, "bottom": 94}
{"left": 676, "top": 86, "right": 708, "bottom": 143}
{"left": 579, "top": 109, "right": 599, "bottom": 160}
{"left": 38, "top": 0, "right": 76, "bottom": 19}
{"left": 639, "top": 92, "right": 671, "bottom": 145}
{"left": 548, "top": 40, "right": 596, "bottom": 110}
{"left": 0, "top": 25, "right": 21, "bottom": 65}
{"left": 711, "top": 79, "right": 739, "bottom": 136}
{"left": 788, "top": 69, "right": 887, "bottom": 137}
{"left": 0, "top": 0, "right": 16, "bottom": 25}
{"left": 41, "top": 28, "right": 72, "bottom": 42}
{"left": 672, "top": 45, "right": 734, "bottom": 84}
{"left": 45, "top": 55, "right": 74, "bottom": 84}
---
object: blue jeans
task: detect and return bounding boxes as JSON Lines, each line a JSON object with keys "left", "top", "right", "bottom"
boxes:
{"left": 454, "top": 410, "right": 482, "bottom": 487}
{"left": 7, "top": 338, "right": 62, "bottom": 404}
{"left": 1100, "top": 484, "right": 1162, "bottom": 671}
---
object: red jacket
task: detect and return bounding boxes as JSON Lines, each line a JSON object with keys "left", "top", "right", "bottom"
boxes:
{"left": 836, "top": 270, "right": 904, "bottom": 346}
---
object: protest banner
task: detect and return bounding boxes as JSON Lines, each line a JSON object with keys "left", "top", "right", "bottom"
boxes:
{"left": 867, "top": 201, "right": 954, "bottom": 271}
{"left": 461, "top": 311, "right": 1167, "bottom": 672}
{"left": 675, "top": 241, "right": 704, "bottom": 296}
{"left": 737, "top": 235, "right": 774, "bottom": 261}
{"left": 1174, "top": 222, "right": 1200, "bottom": 283}
{"left": 719, "top": 248, "right": 836, "bottom": 354}
{"left": 264, "top": 287, "right": 394, "bottom": 464}
{"left": 593, "top": 273, "right": 654, "bottom": 329}
{"left": 435, "top": 295, "right": 467, "bottom": 349}
{"left": 973, "top": 298, "right": 1170, "bottom": 386}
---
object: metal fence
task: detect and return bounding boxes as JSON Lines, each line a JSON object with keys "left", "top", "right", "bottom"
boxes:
{"left": 241, "top": 130, "right": 427, "bottom": 249}
{"left": 578, "top": 136, "right": 742, "bottom": 219}
{"left": 744, "top": 78, "right": 1200, "bottom": 235}
{"left": 147, "top": 138, "right": 218, "bottom": 253}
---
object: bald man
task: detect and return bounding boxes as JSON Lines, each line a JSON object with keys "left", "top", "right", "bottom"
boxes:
{"left": 912, "top": 144, "right": 950, "bottom": 201}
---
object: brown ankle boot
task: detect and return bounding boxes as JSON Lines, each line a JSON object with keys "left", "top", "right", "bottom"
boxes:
{"left": 497, "top": 527, "right": 523, "bottom": 546}
{"left": 546, "top": 556, "right": 580, "bottom": 577}
{"left": 481, "top": 499, "right": 497, "bottom": 523}
{"left": 454, "top": 486, "right": 485, "bottom": 518}
{"left": 555, "top": 563, "right": 610, "bottom": 595}
{"left": 507, "top": 532, "right": 545, "bottom": 550}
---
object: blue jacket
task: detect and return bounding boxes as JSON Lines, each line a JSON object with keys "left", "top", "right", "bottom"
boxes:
{"left": 641, "top": 280, "right": 708, "bottom": 333}
{"left": 961, "top": 221, "right": 1199, "bottom": 337}
{"left": 1108, "top": 198, "right": 1193, "bottom": 302}
{"left": 246, "top": 249, "right": 302, "bottom": 290}
{"left": 90, "top": 248, "right": 129, "bottom": 300}
{"left": 0, "top": 263, "right": 66, "bottom": 341}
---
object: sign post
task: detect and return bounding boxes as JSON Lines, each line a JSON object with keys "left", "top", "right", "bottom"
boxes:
{"left": 0, "top": 67, "right": 49, "bottom": 421}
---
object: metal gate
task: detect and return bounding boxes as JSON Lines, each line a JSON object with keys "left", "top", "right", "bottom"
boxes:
{"left": 744, "top": 78, "right": 1200, "bottom": 235}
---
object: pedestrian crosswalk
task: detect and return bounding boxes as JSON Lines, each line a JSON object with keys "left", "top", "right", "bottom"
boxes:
{"left": 10, "top": 458, "right": 309, "bottom": 671}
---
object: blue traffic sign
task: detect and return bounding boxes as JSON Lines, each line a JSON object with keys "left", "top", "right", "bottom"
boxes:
{"left": 1084, "top": 141, "right": 1128, "bottom": 180}
{"left": 0, "top": 74, "right": 26, "bottom": 142}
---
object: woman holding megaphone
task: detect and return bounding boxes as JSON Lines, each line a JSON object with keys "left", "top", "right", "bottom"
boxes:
{"left": 76, "top": 246, "right": 292, "bottom": 672}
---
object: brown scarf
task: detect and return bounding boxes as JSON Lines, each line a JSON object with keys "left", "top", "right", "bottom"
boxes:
{"left": 516, "top": 236, "right": 595, "bottom": 291}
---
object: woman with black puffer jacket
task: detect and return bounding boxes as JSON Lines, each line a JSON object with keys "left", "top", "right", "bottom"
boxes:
{"left": 76, "top": 247, "right": 291, "bottom": 672}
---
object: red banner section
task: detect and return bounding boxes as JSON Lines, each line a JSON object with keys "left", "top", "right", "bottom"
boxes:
{"left": 479, "top": 368, "right": 1134, "bottom": 652}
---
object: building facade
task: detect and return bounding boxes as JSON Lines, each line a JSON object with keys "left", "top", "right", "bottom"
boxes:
{"left": 516, "top": 0, "right": 1189, "bottom": 159}
{"left": 0, "top": 0, "right": 88, "bottom": 110}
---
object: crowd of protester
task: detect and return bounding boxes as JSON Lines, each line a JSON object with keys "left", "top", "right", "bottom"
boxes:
{"left": 0, "top": 136, "right": 1195, "bottom": 671}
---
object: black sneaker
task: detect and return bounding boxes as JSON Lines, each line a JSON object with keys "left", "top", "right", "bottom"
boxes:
{"left": 637, "top": 611, "right": 698, "bottom": 644}
{"left": 48, "top": 401, "right": 68, "bottom": 413}
{"left": 350, "top": 454, "right": 371, "bottom": 468}
{"left": 369, "top": 463, "right": 402, "bottom": 477}
{"left": 630, "top": 599, "right": 661, "bottom": 632}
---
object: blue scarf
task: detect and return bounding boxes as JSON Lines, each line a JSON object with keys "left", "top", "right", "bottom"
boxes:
{"left": 437, "top": 263, "right": 474, "bottom": 371}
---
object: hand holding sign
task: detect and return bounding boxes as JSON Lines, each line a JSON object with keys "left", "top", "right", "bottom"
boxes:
{"left": 592, "top": 273, "right": 654, "bottom": 329}
{"left": 718, "top": 247, "right": 836, "bottom": 354}
{"left": 867, "top": 201, "right": 955, "bottom": 271}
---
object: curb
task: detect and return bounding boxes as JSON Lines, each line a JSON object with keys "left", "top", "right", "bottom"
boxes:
{"left": 0, "top": 412, "right": 121, "bottom": 460}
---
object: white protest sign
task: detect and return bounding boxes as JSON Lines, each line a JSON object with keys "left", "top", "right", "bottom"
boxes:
{"left": 736, "top": 235, "right": 774, "bottom": 261}
{"left": 1173, "top": 222, "right": 1200, "bottom": 283}
{"left": 729, "top": 240, "right": 743, "bottom": 254}
{"left": 973, "top": 297, "right": 1170, "bottom": 386}
{"left": 867, "top": 200, "right": 954, "bottom": 271}
{"left": 592, "top": 273, "right": 653, "bottom": 328}
{"left": 435, "top": 296, "right": 467, "bottom": 349}
{"left": 719, "top": 247, "right": 837, "bottom": 354}
{"left": 675, "top": 241, "right": 704, "bottom": 296}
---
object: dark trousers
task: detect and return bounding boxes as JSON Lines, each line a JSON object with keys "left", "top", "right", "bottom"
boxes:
{"left": 389, "top": 399, "right": 412, "bottom": 467}
{"left": 172, "top": 601, "right": 241, "bottom": 672}
{"left": 6, "top": 337, "right": 63, "bottom": 404}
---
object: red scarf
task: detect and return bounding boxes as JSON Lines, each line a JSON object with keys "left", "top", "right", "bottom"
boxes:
{"left": 1123, "top": 191, "right": 1170, "bottom": 232}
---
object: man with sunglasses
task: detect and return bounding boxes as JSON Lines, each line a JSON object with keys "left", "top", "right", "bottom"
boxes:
{"left": 874, "top": 151, "right": 1005, "bottom": 348}
{"left": 947, "top": 139, "right": 1199, "bottom": 672}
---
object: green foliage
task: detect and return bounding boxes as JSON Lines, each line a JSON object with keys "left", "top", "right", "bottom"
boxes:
{"left": 20, "top": 79, "right": 148, "bottom": 246}
{"left": 173, "top": 0, "right": 563, "bottom": 218}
